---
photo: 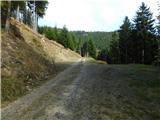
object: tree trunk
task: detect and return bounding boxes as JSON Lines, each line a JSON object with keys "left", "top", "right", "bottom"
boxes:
{"left": 35, "top": 13, "right": 38, "bottom": 31}
{"left": 5, "top": 0, "right": 11, "bottom": 32}
{"left": 142, "top": 49, "right": 144, "bottom": 64}
{"left": 125, "top": 48, "right": 128, "bottom": 64}
{"left": 16, "top": 4, "right": 20, "bottom": 21}
{"left": 33, "top": 0, "right": 37, "bottom": 32}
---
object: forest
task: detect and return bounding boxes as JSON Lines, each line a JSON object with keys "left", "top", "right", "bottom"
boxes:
{"left": 38, "top": 2, "right": 160, "bottom": 65}
{"left": 98, "top": 3, "right": 160, "bottom": 65}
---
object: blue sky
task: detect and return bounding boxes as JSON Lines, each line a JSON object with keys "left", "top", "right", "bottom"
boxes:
{"left": 38, "top": 0, "right": 159, "bottom": 32}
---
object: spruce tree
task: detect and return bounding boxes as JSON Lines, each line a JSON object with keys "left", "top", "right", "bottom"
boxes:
{"left": 88, "top": 39, "right": 96, "bottom": 58}
{"left": 58, "top": 26, "right": 68, "bottom": 48}
{"left": 53, "top": 26, "right": 59, "bottom": 41}
{"left": 154, "top": 3, "right": 160, "bottom": 65}
{"left": 81, "top": 41, "right": 88, "bottom": 57}
{"left": 67, "top": 32, "right": 74, "bottom": 50}
{"left": 97, "top": 49, "right": 109, "bottom": 63}
{"left": 108, "top": 32, "right": 120, "bottom": 64}
{"left": 119, "top": 16, "right": 132, "bottom": 63}
{"left": 133, "top": 2, "right": 157, "bottom": 64}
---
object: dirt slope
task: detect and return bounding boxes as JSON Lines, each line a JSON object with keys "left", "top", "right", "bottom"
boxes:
{"left": 1, "top": 18, "right": 81, "bottom": 106}
{"left": 2, "top": 60, "right": 160, "bottom": 120}
{"left": 9, "top": 18, "right": 81, "bottom": 63}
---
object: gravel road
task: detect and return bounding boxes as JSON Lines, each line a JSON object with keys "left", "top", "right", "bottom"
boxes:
{"left": 2, "top": 59, "right": 159, "bottom": 120}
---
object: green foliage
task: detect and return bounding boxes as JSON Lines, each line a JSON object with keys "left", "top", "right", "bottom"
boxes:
{"left": 81, "top": 41, "right": 88, "bottom": 57}
{"left": 76, "top": 38, "right": 82, "bottom": 54}
{"left": 108, "top": 32, "right": 120, "bottom": 64}
{"left": 73, "top": 31, "right": 113, "bottom": 50}
{"left": 88, "top": 39, "right": 96, "bottom": 58}
{"left": 154, "top": 47, "right": 160, "bottom": 66}
{"left": 81, "top": 39, "right": 96, "bottom": 58}
{"left": 11, "top": 1, "right": 25, "bottom": 12}
{"left": 23, "top": 9, "right": 32, "bottom": 26}
{"left": 38, "top": 25, "right": 78, "bottom": 51}
{"left": 119, "top": 16, "right": 133, "bottom": 63}
{"left": 1, "top": 1, "right": 9, "bottom": 27}
{"left": 58, "top": 26, "right": 70, "bottom": 48}
{"left": 65, "top": 32, "right": 78, "bottom": 51}
{"left": 70, "top": 33, "right": 78, "bottom": 51}
{"left": 38, "top": 26, "right": 59, "bottom": 41}
{"left": 157, "top": 11, "right": 160, "bottom": 35}
{"left": 1, "top": 1, "right": 48, "bottom": 29}
{"left": 154, "top": 4, "right": 160, "bottom": 66}
{"left": 98, "top": 2, "right": 158, "bottom": 65}
{"left": 97, "top": 48, "right": 109, "bottom": 63}
{"left": 98, "top": 32, "right": 120, "bottom": 64}
{"left": 27, "top": 1, "right": 48, "bottom": 18}
{"left": 133, "top": 2, "right": 157, "bottom": 64}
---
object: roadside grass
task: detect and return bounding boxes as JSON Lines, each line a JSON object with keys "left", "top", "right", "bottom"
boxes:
{"left": 85, "top": 57, "right": 107, "bottom": 64}
{"left": 126, "top": 64, "right": 160, "bottom": 102}
{"left": 124, "top": 64, "right": 160, "bottom": 119}
{"left": 1, "top": 77, "right": 27, "bottom": 107}
{"left": 99, "top": 64, "right": 160, "bottom": 119}
{"left": 1, "top": 31, "right": 72, "bottom": 107}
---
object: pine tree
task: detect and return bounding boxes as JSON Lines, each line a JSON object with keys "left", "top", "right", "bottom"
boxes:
{"left": 4, "top": 0, "right": 11, "bottom": 32}
{"left": 1, "top": 1, "right": 9, "bottom": 28}
{"left": 77, "top": 38, "right": 82, "bottom": 54}
{"left": 157, "top": 1, "right": 160, "bottom": 35}
{"left": 67, "top": 32, "right": 74, "bottom": 50}
{"left": 58, "top": 26, "right": 68, "bottom": 48}
{"left": 88, "top": 39, "right": 96, "bottom": 58}
{"left": 97, "top": 49, "right": 109, "bottom": 63}
{"left": 133, "top": 2, "right": 157, "bottom": 64}
{"left": 108, "top": 32, "right": 120, "bottom": 64}
{"left": 154, "top": 2, "right": 160, "bottom": 65}
{"left": 119, "top": 16, "right": 132, "bottom": 63}
{"left": 81, "top": 41, "right": 88, "bottom": 57}
{"left": 58, "top": 26, "right": 75, "bottom": 50}
{"left": 70, "top": 33, "right": 78, "bottom": 51}
{"left": 53, "top": 26, "right": 59, "bottom": 41}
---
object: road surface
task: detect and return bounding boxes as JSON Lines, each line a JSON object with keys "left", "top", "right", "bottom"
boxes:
{"left": 2, "top": 58, "right": 159, "bottom": 120}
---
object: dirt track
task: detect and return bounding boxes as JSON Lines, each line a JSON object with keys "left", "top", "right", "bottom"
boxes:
{"left": 2, "top": 59, "right": 160, "bottom": 120}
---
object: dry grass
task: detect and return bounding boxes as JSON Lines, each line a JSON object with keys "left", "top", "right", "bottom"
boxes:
{"left": 1, "top": 18, "right": 81, "bottom": 107}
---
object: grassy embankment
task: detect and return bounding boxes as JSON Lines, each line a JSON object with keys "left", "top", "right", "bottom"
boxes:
{"left": 1, "top": 19, "right": 80, "bottom": 107}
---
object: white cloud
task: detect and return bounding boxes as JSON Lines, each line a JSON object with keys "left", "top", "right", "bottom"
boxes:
{"left": 39, "top": 0, "right": 159, "bottom": 31}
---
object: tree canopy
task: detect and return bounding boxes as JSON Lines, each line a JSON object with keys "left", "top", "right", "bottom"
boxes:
{"left": 98, "top": 2, "right": 158, "bottom": 65}
{"left": 1, "top": 0, "right": 48, "bottom": 31}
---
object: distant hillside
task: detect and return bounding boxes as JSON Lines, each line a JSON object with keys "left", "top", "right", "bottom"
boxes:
{"left": 73, "top": 31, "right": 113, "bottom": 50}
{"left": 1, "top": 18, "right": 81, "bottom": 106}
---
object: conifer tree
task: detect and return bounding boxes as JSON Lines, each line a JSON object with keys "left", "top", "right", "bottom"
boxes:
{"left": 81, "top": 41, "right": 88, "bottom": 57}
{"left": 154, "top": 2, "right": 160, "bottom": 65}
{"left": 88, "top": 39, "right": 96, "bottom": 58}
{"left": 58, "top": 26, "right": 68, "bottom": 48}
{"left": 108, "top": 32, "right": 120, "bottom": 64}
{"left": 133, "top": 2, "right": 157, "bottom": 64}
{"left": 4, "top": 0, "right": 11, "bottom": 32}
{"left": 119, "top": 16, "right": 132, "bottom": 63}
